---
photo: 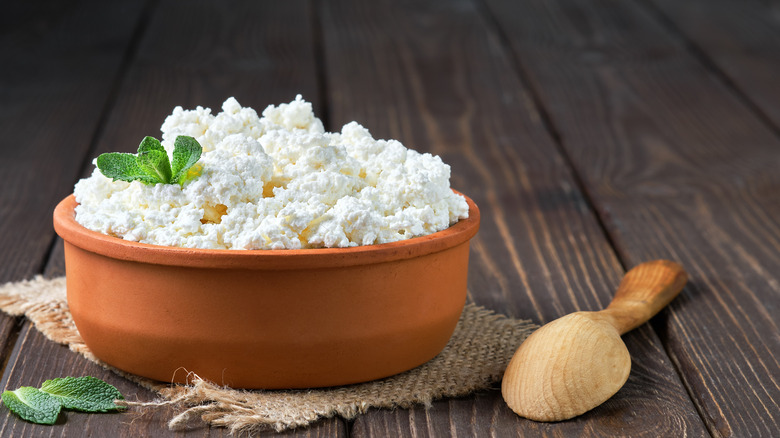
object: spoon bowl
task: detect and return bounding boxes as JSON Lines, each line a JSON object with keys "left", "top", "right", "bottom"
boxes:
{"left": 501, "top": 260, "right": 687, "bottom": 421}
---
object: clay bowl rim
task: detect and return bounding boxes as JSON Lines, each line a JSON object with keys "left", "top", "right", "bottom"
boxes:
{"left": 53, "top": 191, "right": 480, "bottom": 270}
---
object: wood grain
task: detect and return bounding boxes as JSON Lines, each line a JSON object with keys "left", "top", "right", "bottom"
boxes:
{"left": 603, "top": 260, "right": 687, "bottom": 334}
{"left": 502, "top": 260, "right": 687, "bottom": 422}
{"left": 0, "top": 325, "right": 224, "bottom": 437}
{"left": 2, "top": 0, "right": 343, "bottom": 436}
{"left": 85, "top": 0, "right": 321, "bottom": 158}
{"left": 319, "top": 0, "right": 708, "bottom": 436}
{"left": 3, "top": 0, "right": 776, "bottom": 436}
{"left": 0, "top": 0, "right": 145, "bottom": 281}
{"left": 483, "top": 0, "right": 780, "bottom": 435}
{"left": 648, "top": 0, "right": 780, "bottom": 130}
{"left": 0, "top": 0, "right": 147, "bottom": 429}
{"left": 0, "top": 325, "right": 343, "bottom": 438}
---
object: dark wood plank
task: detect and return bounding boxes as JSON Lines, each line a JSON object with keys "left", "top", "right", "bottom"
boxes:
{"left": 319, "top": 0, "right": 708, "bottom": 436}
{"left": 0, "top": 324, "right": 224, "bottom": 437}
{"left": 0, "top": 0, "right": 145, "bottom": 281}
{"left": 0, "top": 324, "right": 342, "bottom": 437}
{"left": 87, "top": 0, "right": 321, "bottom": 156}
{"left": 3, "top": 0, "right": 343, "bottom": 436}
{"left": 648, "top": 0, "right": 780, "bottom": 130}
{"left": 356, "top": 326, "right": 705, "bottom": 437}
{"left": 483, "top": 0, "right": 780, "bottom": 436}
{"left": 0, "top": 0, "right": 147, "bottom": 425}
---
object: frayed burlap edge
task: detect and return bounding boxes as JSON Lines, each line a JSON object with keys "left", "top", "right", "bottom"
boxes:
{"left": 0, "top": 276, "right": 535, "bottom": 434}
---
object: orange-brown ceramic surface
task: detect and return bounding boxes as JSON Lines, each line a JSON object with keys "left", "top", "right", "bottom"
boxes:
{"left": 53, "top": 193, "right": 480, "bottom": 389}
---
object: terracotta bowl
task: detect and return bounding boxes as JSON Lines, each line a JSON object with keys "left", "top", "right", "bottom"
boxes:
{"left": 52, "top": 193, "right": 480, "bottom": 389}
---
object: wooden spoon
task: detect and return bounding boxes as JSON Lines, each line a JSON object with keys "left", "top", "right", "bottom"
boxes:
{"left": 501, "top": 260, "right": 687, "bottom": 422}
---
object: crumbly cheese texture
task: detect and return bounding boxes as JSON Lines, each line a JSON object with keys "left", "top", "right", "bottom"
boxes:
{"left": 73, "top": 96, "right": 469, "bottom": 249}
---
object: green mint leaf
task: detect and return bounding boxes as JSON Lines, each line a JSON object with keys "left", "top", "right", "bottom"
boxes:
{"left": 137, "top": 136, "right": 166, "bottom": 155}
{"left": 97, "top": 152, "right": 160, "bottom": 185}
{"left": 95, "top": 135, "right": 203, "bottom": 186}
{"left": 1, "top": 387, "right": 61, "bottom": 425}
{"left": 40, "top": 377, "right": 124, "bottom": 413}
{"left": 136, "top": 150, "right": 172, "bottom": 184}
{"left": 170, "top": 135, "right": 203, "bottom": 185}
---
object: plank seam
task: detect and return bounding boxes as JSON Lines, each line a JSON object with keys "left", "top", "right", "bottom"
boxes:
{"left": 473, "top": 0, "right": 628, "bottom": 273}
{"left": 633, "top": 5, "right": 780, "bottom": 434}
{"left": 310, "top": 0, "right": 332, "bottom": 131}
{"left": 639, "top": 0, "right": 780, "bottom": 141}
{"left": 650, "top": 313, "right": 718, "bottom": 438}
{"left": 69, "top": 0, "right": 160, "bottom": 185}
{"left": 36, "top": 0, "right": 161, "bottom": 286}
{"left": 0, "top": 318, "right": 23, "bottom": 388}
{"left": 474, "top": 1, "right": 719, "bottom": 434}
{"left": 33, "top": 236, "right": 60, "bottom": 281}
{"left": 0, "top": 0, "right": 160, "bottom": 401}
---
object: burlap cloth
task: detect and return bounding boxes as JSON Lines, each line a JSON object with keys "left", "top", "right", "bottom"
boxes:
{"left": 0, "top": 276, "right": 535, "bottom": 434}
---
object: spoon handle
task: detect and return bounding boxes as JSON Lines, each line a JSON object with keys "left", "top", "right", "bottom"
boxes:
{"left": 601, "top": 260, "right": 687, "bottom": 335}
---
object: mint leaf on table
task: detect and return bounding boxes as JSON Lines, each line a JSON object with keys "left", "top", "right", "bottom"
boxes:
{"left": 1, "top": 377, "right": 124, "bottom": 425}
{"left": 40, "top": 377, "right": 124, "bottom": 413}
{"left": 1, "top": 387, "right": 62, "bottom": 425}
{"left": 96, "top": 135, "right": 202, "bottom": 186}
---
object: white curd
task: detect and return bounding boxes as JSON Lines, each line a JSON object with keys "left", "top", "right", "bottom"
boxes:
{"left": 73, "top": 96, "right": 469, "bottom": 249}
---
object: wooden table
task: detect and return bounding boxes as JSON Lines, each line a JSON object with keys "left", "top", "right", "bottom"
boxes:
{"left": 1, "top": 0, "right": 778, "bottom": 436}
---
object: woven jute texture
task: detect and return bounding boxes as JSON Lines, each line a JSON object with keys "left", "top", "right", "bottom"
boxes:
{"left": 0, "top": 276, "right": 535, "bottom": 434}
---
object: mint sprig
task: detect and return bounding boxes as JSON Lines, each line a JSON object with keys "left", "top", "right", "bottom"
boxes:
{"left": 97, "top": 135, "right": 202, "bottom": 186}
{"left": 1, "top": 377, "right": 124, "bottom": 425}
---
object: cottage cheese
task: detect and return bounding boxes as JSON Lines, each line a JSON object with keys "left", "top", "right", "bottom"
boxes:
{"left": 73, "top": 96, "right": 469, "bottom": 249}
